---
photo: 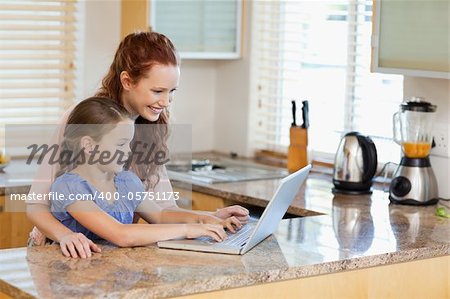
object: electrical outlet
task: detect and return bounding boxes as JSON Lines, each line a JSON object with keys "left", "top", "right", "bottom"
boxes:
{"left": 431, "top": 124, "right": 449, "bottom": 158}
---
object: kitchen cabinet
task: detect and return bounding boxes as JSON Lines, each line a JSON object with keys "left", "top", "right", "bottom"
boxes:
{"left": 173, "top": 187, "right": 236, "bottom": 211}
{"left": 371, "top": 0, "right": 450, "bottom": 79}
{"left": 121, "top": 0, "right": 243, "bottom": 59}
{"left": 174, "top": 255, "right": 449, "bottom": 299}
{"left": 0, "top": 291, "right": 12, "bottom": 299}
{"left": 0, "top": 195, "right": 34, "bottom": 249}
{"left": 150, "top": 0, "right": 242, "bottom": 59}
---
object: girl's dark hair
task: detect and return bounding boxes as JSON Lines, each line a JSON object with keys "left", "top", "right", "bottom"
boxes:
{"left": 56, "top": 97, "right": 132, "bottom": 177}
{"left": 95, "top": 31, "right": 179, "bottom": 189}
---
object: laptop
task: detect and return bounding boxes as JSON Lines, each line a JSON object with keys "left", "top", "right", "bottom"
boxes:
{"left": 157, "top": 164, "right": 311, "bottom": 255}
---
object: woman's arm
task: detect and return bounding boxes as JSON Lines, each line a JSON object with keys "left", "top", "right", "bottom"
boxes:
{"left": 134, "top": 198, "right": 200, "bottom": 224}
{"left": 66, "top": 200, "right": 228, "bottom": 247}
{"left": 135, "top": 200, "right": 242, "bottom": 233}
{"left": 151, "top": 166, "right": 250, "bottom": 222}
{"left": 27, "top": 204, "right": 73, "bottom": 241}
{"left": 27, "top": 204, "right": 101, "bottom": 258}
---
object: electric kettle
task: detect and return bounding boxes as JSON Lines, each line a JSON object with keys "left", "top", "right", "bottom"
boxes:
{"left": 332, "top": 132, "right": 378, "bottom": 194}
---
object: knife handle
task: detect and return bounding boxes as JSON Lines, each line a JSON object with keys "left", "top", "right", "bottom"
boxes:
{"left": 291, "top": 100, "right": 297, "bottom": 126}
{"left": 301, "top": 100, "right": 309, "bottom": 129}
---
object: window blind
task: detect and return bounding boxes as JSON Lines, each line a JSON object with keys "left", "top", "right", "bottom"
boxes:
{"left": 0, "top": 0, "right": 77, "bottom": 154}
{"left": 250, "top": 0, "right": 403, "bottom": 163}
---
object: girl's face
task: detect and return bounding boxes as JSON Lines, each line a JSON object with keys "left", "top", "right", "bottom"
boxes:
{"left": 89, "top": 119, "right": 135, "bottom": 174}
{"left": 121, "top": 64, "right": 180, "bottom": 122}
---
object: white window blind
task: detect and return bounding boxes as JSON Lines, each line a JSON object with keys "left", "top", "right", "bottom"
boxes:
{"left": 0, "top": 0, "right": 77, "bottom": 152}
{"left": 251, "top": 0, "right": 403, "bottom": 163}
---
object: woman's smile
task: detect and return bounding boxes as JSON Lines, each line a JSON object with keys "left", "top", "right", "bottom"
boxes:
{"left": 148, "top": 105, "right": 163, "bottom": 114}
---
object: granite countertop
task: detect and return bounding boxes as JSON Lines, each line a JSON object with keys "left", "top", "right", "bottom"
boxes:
{"left": 0, "top": 153, "right": 449, "bottom": 298}
{"left": 0, "top": 159, "right": 36, "bottom": 196}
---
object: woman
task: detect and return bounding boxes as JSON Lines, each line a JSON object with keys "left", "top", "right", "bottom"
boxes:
{"left": 27, "top": 32, "right": 249, "bottom": 258}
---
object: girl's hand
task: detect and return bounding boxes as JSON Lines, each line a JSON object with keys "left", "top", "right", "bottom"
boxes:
{"left": 214, "top": 205, "right": 250, "bottom": 223}
{"left": 198, "top": 214, "right": 242, "bottom": 233}
{"left": 59, "top": 232, "right": 101, "bottom": 258}
{"left": 185, "top": 223, "right": 228, "bottom": 242}
{"left": 220, "top": 216, "right": 242, "bottom": 233}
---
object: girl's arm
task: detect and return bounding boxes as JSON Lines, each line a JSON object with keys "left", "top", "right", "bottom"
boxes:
{"left": 27, "top": 204, "right": 101, "bottom": 258}
{"left": 135, "top": 200, "right": 242, "bottom": 233}
{"left": 66, "top": 200, "right": 228, "bottom": 247}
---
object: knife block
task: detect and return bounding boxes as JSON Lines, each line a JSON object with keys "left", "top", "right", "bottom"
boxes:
{"left": 287, "top": 126, "right": 308, "bottom": 173}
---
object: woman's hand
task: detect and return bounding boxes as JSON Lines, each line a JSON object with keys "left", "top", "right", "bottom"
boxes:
{"left": 185, "top": 223, "right": 228, "bottom": 242}
{"left": 59, "top": 232, "right": 101, "bottom": 258}
{"left": 198, "top": 214, "right": 242, "bottom": 233}
{"left": 214, "top": 205, "right": 250, "bottom": 223}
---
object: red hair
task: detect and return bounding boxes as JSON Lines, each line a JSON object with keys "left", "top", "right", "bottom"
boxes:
{"left": 97, "top": 31, "right": 179, "bottom": 106}
{"left": 96, "top": 31, "right": 180, "bottom": 189}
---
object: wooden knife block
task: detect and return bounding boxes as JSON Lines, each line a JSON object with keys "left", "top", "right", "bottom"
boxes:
{"left": 287, "top": 126, "right": 308, "bottom": 173}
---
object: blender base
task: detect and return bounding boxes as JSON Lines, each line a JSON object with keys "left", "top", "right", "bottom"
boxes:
{"left": 389, "top": 196, "right": 439, "bottom": 206}
{"left": 389, "top": 157, "right": 439, "bottom": 206}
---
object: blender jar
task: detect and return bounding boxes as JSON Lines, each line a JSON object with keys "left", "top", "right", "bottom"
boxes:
{"left": 393, "top": 98, "right": 436, "bottom": 158}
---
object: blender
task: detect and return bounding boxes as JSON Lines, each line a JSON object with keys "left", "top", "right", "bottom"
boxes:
{"left": 389, "top": 97, "right": 439, "bottom": 205}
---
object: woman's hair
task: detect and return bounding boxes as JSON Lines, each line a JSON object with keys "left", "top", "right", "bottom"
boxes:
{"left": 95, "top": 31, "right": 179, "bottom": 189}
{"left": 96, "top": 31, "right": 179, "bottom": 106}
{"left": 56, "top": 97, "right": 133, "bottom": 177}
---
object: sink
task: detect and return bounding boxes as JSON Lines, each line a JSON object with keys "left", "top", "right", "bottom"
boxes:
{"left": 166, "top": 158, "right": 288, "bottom": 184}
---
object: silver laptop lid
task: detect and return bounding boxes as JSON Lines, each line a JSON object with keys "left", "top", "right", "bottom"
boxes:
{"left": 240, "top": 164, "right": 311, "bottom": 254}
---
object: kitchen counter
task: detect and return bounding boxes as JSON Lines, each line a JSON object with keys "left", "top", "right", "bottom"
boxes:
{"left": 0, "top": 153, "right": 449, "bottom": 298}
{"left": 0, "top": 159, "right": 36, "bottom": 196}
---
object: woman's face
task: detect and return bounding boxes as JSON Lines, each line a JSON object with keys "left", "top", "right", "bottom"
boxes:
{"left": 121, "top": 64, "right": 180, "bottom": 122}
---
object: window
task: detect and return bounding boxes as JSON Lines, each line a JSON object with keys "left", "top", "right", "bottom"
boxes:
{"left": 0, "top": 0, "right": 77, "bottom": 154}
{"left": 250, "top": 0, "right": 403, "bottom": 163}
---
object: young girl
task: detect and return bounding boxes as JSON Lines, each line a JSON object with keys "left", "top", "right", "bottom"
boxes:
{"left": 27, "top": 32, "right": 249, "bottom": 257}
{"left": 50, "top": 97, "right": 241, "bottom": 246}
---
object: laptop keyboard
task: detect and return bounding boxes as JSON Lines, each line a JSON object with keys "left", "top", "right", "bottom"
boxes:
{"left": 195, "top": 217, "right": 258, "bottom": 246}
{"left": 194, "top": 224, "right": 253, "bottom": 246}
{"left": 218, "top": 224, "right": 253, "bottom": 247}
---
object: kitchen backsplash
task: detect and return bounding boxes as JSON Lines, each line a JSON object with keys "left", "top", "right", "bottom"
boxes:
{"left": 404, "top": 76, "right": 450, "bottom": 199}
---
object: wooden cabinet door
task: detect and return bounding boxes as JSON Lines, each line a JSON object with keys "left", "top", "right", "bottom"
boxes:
{"left": 0, "top": 195, "right": 34, "bottom": 249}
{"left": 0, "top": 195, "right": 11, "bottom": 247}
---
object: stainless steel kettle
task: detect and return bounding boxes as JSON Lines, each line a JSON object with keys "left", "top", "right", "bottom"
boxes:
{"left": 332, "top": 132, "right": 378, "bottom": 194}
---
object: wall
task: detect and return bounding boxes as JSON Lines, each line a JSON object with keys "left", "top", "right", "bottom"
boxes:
{"left": 404, "top": 77, "right": 450, "bottom": 198}
{"left": 169, "top": 60, "right": 217, "bottom": 151}
{"left": 76, "top": 1, "right": 121, "bottom": 100}
{"left": 213, "top": 1, "right": 252, "bottom": 157}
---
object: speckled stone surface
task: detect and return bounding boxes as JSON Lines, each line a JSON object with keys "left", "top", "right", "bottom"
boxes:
{"left": 1, "top": 153, "right": 449, "bottom": 298}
